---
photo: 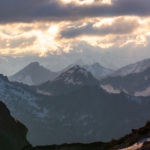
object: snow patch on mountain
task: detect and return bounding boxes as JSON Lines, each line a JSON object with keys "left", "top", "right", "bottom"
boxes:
{"left": 64, "top": 78, "right": 83, "bottom": 85}
{"left": 60, "top": 62, "right": 113, "bottom": 80}
{"left": 83, "top": 63, "right": 113, "bottom": 79}
{"left": 113, "top": 58, "right": 150, "bottom": 77}
{"left": 101, "top": 84, "right": 121, "bottom": 94}
{"left": 55, "top": 65, "right": 95, "bottom": 85}
{"left": 0, "top": 75, "right": 48, "bottom": 120}
{"left": 135, "top": 87, "right": 150, "bottom": 96}
{"left": 120, "top": 137, "right": 150, "bottom": 150}
{"left": 37, "top": 89, "right": 53, "bottom": 96}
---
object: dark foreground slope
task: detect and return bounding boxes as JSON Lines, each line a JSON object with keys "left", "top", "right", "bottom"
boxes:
{"left": 0, "top": 101, "right": 31, "bottom": 150}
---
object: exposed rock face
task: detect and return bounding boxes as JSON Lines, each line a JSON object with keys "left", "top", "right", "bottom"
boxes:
{"left": 0, "top": 101, "right": 31, "bottom": 150}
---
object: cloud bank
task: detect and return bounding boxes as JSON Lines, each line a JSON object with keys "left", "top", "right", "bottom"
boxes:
{"left": 0, "top": 0, "right": 150, "bottom": 75}
{"left": 0, "top": 0, "right": 150, "bottom": 23}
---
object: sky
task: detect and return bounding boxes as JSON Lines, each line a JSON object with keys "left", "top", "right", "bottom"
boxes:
{"left": 0, "top": 0, "right": 150, "bottom": 75}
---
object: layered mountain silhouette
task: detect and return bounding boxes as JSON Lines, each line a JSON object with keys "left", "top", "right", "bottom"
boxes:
{"left": 9, "top": 61, "right": 114, "bottom": 86}
{"left": 60, "top": 62, "right": 113, "bottom": 80}
{"left": 112, "top": 58, "right": 150, "bottom": 77}
{"left": 9, "top": 62, "right": 57, "bottom": 85}
{"left": 101, "top": 59, "right": 150, "bottom": 96}
{"left": 1, "top": 58, "right": 150, "bottom": 146}
{"left": 101, "top": 67, "right": 150, "bottom": 96}
{"left": 2, "top": 72, "right": 150, "bottom": 145}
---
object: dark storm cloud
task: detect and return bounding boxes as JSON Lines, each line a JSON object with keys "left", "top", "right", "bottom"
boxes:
{"left": 60, "top": 18, "right": 139, "bottom": 38}
{"left": 0, "top": 0, "right": 150, "bottom": 23}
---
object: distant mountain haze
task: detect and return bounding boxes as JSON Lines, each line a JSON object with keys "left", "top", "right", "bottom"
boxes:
{"left": 58, "top": 62, "right": 114, "bottom": 80}
{"left": 101, "top": 58, "right": 150, "bottom": 96}
{"left": 112, "top": 58, "right": 150, "bottom": 77}
{"left": 9, "top": 62, "right": 58, "bottom": 85}
{"left": 83, "top": 63, "right": 113, "bottom": 80}
{"left": 9, "top": 61, "right": 113, "bottom": 86}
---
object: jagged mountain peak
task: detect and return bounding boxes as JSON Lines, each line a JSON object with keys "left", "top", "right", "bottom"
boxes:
{"left": 58, "top": 65, "right": 88, "bottom": 76}
{"left": 89, "top": 62, "right": 111, "bottom": 71}
{"left": 91, "top": 62, "right": 103, "bottom": 67}
{"left": 26, "top": 61, "right": 40, "bottom": 68}
{"left": 55, "top": 65, "right": 97, "bottom": 85}
{"left": 59, "top": 62, "right": 114, "bottom": 80}
{"left": 37, "top": 65, "right": 99, "bottom": 96}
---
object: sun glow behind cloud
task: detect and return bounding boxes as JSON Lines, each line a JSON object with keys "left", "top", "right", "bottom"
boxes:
{"left": 0, "top": 16, "right": 150, "bottom": 57}
{"left": 0, "top": 0, "right": 150, "bottom": 75}
{"left": 60, "top": 0, "right": 112, "bottom": 5}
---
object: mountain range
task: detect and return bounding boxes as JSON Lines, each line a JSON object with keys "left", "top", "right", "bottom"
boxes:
{"left": 1, "top": 66, "right": 150, "bottom": 145}
{"left": 112, "top": 58, "right": 150, "bottom": 77}
{"left": 9, "top": 61, "right": 113, "bottom": 85}
{"left": 101, "top": 58, "right": 150, "bottom": 96}
{"left": 0, "top": 58, "right": 150, "bottom": 146}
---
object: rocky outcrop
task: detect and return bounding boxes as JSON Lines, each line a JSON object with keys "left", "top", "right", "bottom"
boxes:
{"left": 0, "top": 101, "right": 31, "bottom": 150}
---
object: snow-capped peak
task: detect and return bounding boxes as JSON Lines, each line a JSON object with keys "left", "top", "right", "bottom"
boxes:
{"left": 83, "top": 62, "right": 113, "bottom": 79}
{"left": 55, "top": 65, "right": 98, "bottom": 85}
{"left": 27, "top": 61, "right": 40, "bottom": 67}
